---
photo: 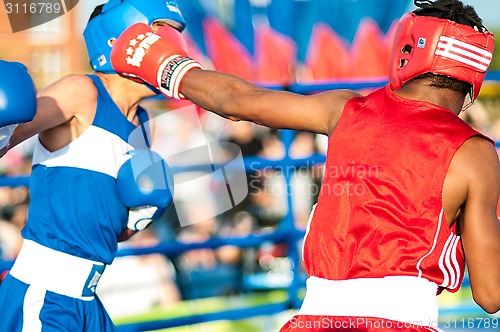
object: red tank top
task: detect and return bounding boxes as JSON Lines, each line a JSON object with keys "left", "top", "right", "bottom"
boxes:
{"left": 303, "top": 85, "right": 490, "bottom": 293}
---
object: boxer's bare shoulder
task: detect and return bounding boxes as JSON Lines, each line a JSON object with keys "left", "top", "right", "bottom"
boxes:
{"left": 39, "top": 74, "right": 96, "bottom": 100}
{"left": 7, "top": 74, "right": 98, "bottom": 152}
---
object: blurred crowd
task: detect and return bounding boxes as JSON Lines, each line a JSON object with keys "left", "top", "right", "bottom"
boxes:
{"left": 0, "top": 96, "right": 499, "bottom": 319}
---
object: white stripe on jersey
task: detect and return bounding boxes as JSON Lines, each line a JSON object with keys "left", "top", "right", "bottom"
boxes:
{"left": 450, "top": 236, "right": 462, "bottom": 289}
{"left": 439, "top": 233, "right": 461, "bottom": 289}
{"left": 416, "top": 209, "right": 443, "bottom": 278}
{"left": 32, "top": 125, "right": 133, "bottom": 178}
{"left": 438, "top": 234, "right": 454, "bottom": 287}
{"left": 302, "top": 203, "right": 317, "bottom": 260}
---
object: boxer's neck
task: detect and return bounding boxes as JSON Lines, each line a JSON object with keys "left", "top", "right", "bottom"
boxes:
{"left": 94, "top": 72, "right": 155, "bottom": 121}
{"left": 394, "top": 81, "right": 465, "bottom": 116}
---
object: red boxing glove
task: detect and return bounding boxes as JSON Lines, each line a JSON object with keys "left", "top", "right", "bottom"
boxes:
{"left": 110, "top": 23, "right": 203, "bottom": 99}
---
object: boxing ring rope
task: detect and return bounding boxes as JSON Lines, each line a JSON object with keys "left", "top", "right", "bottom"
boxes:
{"left": 1, "top": 74, "right": 500, "bottom": 331}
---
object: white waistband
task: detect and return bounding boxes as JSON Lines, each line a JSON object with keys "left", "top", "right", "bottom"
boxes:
{"left": 298, "top": 276, "right": 439, "bottom": 326}
{"left": 9, "top": 240, "right": 106, "bottom": 301}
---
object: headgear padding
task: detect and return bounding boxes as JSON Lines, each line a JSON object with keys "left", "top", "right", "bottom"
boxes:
{"left": 84, "top": 0, "right": 185, "bottom": 73}
{"left": 389, "top": 12, "right": 494, "bottom": 102}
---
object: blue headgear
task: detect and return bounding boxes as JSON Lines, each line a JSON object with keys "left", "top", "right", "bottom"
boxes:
{"left": 83, "top": 0, "right": 185, "bottom": 73}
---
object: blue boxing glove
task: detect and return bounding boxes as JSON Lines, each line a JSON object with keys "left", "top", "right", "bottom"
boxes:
{"left": 0, "top": 61, "right": 37, "bottom": 149}
{"left": 117, "top": 149, "right": 174, "bottom": 231}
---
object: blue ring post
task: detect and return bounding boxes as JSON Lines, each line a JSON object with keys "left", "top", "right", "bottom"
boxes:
{"left": 278, "top": 129, "right": 303, "bottom": 309}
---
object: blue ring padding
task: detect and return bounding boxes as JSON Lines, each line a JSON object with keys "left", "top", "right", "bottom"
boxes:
{"left": 289, "top": 80, "right": 388, "bottom": 94}
{"left": 170, "top": 154, "right": 327, "bottom": 176}
{"left": 485, "top": 71, "right": 500, "bottom": 82}
{"left": 0, "top": 229, "right": 306, "bottom": 270}
{"left": 245, "top": 154, "right": 327, "bottom": 168}
{"left": 0, "top": 175, "right": 30, "bottom": 187}
{"left": 115, "top": 302, "right": 289, "bottom": 332}
{"left": 115, "top": 228, "right": 305, "bottom": 258}
{"left": 0, "top": 229, "right": 305, "bottom": 270}
{"left": 286, "top": 70, "right": 500, "bottom": 94}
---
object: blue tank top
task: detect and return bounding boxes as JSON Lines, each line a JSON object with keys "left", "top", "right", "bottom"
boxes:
{"left": 23, "top": 75, "right": 150, "bottom": 264}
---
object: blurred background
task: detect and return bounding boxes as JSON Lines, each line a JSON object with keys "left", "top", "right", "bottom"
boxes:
{"left": 1, "top": 0, "right": 499, "bottom": 331}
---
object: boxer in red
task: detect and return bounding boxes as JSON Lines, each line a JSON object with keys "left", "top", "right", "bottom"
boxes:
{"left": 110, "top": 0, "right": 499, "bottom": 330}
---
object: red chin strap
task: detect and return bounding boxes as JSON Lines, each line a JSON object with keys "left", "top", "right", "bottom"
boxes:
{"left": 389, "top": 12, "right": 495, "bottom": 104}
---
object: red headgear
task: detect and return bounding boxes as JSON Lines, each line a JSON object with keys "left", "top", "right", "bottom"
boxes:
{"left": 389, "top": 12, "right": 494, "bottom": 103}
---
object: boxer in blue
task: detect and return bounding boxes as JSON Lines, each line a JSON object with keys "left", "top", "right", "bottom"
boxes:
{"left": 0, "top": 1, "right": 180, "bottom": 331}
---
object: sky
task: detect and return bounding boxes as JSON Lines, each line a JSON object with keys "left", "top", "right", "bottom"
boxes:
{"left": 78, "top": 0, "right": 500, "bottom": 33}
{"left": 409, "top": 0, "right": 500, "bottom": 29}
{"left": 460, "top": 0, "right": 500, "bottom": 29}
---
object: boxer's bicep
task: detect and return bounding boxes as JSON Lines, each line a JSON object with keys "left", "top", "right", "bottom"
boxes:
{"left": 238, "top": 89, "right": 359, "bottom": 135}
{"left": 218, "top": 89, "right": 321, "bottom": 134}
{"left": 36, "top": 75, "right": 95, "bottom": 132}
{"left": 182, "top": 70, "right": 359, "bottom": 135}
{"left": 460, "top": 138, "right": 500, "bottom": 313}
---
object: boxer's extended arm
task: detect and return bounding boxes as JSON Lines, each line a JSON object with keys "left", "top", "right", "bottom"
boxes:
{"left": 7, "top": 75, "right": 95, "bottom": 152}
{"left": 458, "top": 137, "right": 500, "bottom": 314}
{"left": 111, "top": 23, "right": 360, "bottom": 136}
{"left": 182, "top": 70, "right": 359, "bottom": 136}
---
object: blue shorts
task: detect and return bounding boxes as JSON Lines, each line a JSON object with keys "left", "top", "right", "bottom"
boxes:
{"left": 0, "top": 240, "right": 115, "bottom": 332}
{"left": 0, "top": 273, "right": 115, "bottom": 332}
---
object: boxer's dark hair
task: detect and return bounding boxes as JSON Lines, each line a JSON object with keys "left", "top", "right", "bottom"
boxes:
{"left": 88, "top": 4, "right": 105, "bottom": 23}
{"left": 408, "top": 0, "right": 485, "bottom": 97}
{"left": 413, "top": 0, "right": 484, "bottom": 30}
